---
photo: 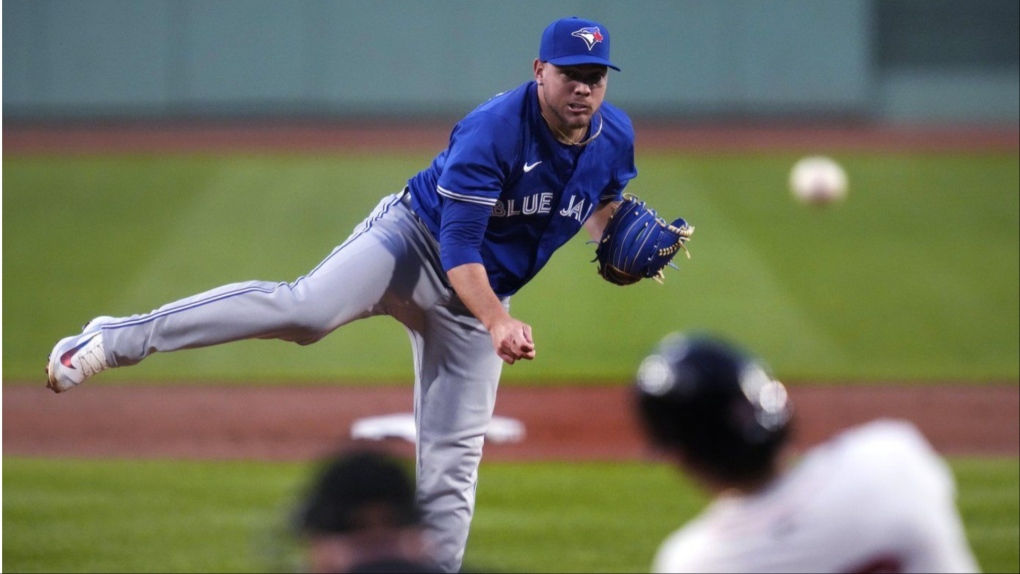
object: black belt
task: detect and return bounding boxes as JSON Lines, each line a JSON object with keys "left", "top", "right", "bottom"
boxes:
{"left": 398, "top": 187, "right": 451, "bottom": 290}
{"left": 400, "top": 187, "right": 427, "bottom": 229}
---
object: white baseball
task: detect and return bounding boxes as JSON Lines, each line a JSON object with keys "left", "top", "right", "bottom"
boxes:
{"left": 789, "top": 155, "right": 848, "bottom": 205}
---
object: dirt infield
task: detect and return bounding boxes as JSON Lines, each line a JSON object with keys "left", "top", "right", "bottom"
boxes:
{"left": 3, "top": 383, "right": 1017, "bottom": 461}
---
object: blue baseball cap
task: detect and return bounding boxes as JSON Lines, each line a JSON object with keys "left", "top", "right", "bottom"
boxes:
{"left": 539, "top": 16, "right": 620, "bottom": 71}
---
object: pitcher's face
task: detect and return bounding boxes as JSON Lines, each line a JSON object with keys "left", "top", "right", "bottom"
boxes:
{"left": 535, "top": 61, "right": 608, "bottom": 134}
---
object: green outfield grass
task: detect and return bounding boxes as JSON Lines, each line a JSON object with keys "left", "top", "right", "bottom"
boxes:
{"left": 5, "top": 151, "right": 1015, "bottom": 574}
{"left": 2, "top": 457, "right": 1017, "bottom": 573}
{"left": 3, "top": 152, "right": 1018, "bottom": 383}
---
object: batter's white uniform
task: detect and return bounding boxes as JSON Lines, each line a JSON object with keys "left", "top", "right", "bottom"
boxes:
{"left": 652, "top": 420, "right": 979, "bottom": 573}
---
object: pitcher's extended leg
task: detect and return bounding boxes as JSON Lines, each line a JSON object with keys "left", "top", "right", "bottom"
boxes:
{"left": 103, "top": 196, "right": 412, "bottom": 365}
{"left": 47, "top": 194, "right": 411, "bottom": 391}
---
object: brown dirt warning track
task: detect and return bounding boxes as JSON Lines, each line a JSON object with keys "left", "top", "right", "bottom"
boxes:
{"left": 2, "top": 383, "right": 1017, "bottom": 461}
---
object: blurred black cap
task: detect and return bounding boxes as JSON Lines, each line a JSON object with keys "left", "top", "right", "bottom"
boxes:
{"left": 297, "top": 449, "right": 420, "bottom": 535}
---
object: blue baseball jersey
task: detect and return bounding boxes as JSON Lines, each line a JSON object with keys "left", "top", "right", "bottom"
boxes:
{"left": 406, "top": 81, "right": 637, "bottom": 297}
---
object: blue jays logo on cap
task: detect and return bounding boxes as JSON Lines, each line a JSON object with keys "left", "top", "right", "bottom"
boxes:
{"left": 539, "top": 16, "right": 620, "bottom": 71}
{"left": 571, "top": 27, "right": 604, "bottom": 51}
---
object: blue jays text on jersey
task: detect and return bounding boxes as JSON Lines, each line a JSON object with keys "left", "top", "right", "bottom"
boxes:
{"left": 406, "top": 81, "right": 637, "bottom": 297}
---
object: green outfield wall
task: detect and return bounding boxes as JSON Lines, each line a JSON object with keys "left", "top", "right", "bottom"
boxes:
{"left": 3, "top": 0, "right": 1017, "bottom": 124}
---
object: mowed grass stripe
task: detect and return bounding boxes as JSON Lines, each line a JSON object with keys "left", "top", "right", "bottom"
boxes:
{"left": 3, "top": 153, "right": 1017, "bottom": 382}
{"left": 3, "top": 457, "right": 1017, "bottom": 573}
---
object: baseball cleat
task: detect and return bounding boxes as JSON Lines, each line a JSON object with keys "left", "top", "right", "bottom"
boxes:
{"left": 45, "top": 316, "right": 115, "bottom": 393}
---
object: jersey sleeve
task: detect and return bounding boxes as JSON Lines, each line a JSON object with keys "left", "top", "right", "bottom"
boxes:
{"left": 839, "top": 420, "right": 980, "bottom": 574}
{"left": 435, "top": 111, "right": 521, "bottom": 271}
{"left": 436, "top": 111, "right": 519, "bottom": 207}
{"left": 880, "top": 422, "right": 981, "bottom": 573}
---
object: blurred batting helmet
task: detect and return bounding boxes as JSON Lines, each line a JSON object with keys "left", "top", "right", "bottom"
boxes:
{"left": 634, "top": 333, "right": 793, "bottom": 482}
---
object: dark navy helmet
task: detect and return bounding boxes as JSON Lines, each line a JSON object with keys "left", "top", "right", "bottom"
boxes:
{"left": 634, "top": 333, "right": 793, "bottom": 482}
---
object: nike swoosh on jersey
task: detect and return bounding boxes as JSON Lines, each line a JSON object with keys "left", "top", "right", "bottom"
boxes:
{"left": 60, "top": 332, "right": 101, "bottom": 369}
{"left": 523, "top": 161, "right": 543, "bottom": 173}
